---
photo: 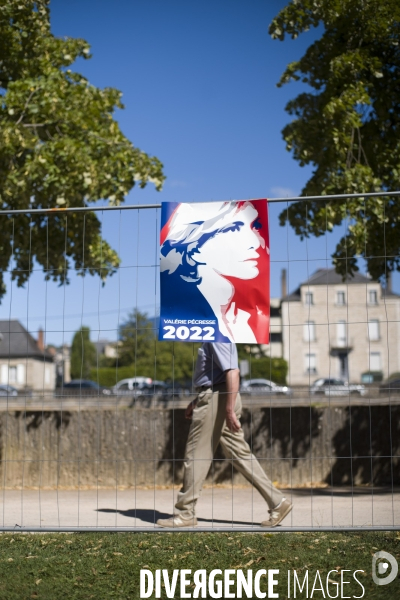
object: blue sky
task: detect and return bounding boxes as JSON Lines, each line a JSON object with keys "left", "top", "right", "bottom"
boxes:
{"left": 2, "top": 0, "right": 396, "bottom": 346}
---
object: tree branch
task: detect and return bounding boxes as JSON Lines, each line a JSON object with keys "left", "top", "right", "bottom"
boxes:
{"left": 15, "top": 89, "right": 37, "bottom": 126}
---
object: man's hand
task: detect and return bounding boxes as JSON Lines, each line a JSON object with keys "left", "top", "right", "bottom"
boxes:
{"left": 185, "top": 399, "right": 198, "bottom": 420}
{"left": 225, "top": 409, "right": 241, "bottom": 433}
{"left": 225, "top": 368, "right": 241, "bottom": 432}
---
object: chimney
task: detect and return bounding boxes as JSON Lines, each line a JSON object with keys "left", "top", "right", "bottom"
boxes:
{"left": 37, "top": 327, "right": 44, "bottom": 351}
{"left": 281, "top": 268, "right": 287, "bottom": 299}
{"left": 387, "top": 272, "right": 392, "bottom": 294}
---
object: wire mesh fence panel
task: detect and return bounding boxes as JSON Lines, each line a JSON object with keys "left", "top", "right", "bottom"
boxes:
{"left": 0, "top": 194, "right": 399, "bottom": 531}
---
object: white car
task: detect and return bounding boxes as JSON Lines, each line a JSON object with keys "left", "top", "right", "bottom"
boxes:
{"left": 240, "top": 378, "right": 292, "bottom": 396}
{"left": 310, "top": 378, "right": 366, "bottom": 396}
{"left": 113, "top": 377, "right": 153, "bottom": 396}
{"left": 0, "top": 385, "right": 18, "bottom": 397}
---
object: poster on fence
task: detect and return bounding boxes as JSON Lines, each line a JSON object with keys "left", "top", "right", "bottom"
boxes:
{"left": 159, "top": 199, "right": 270, "bottom": 343}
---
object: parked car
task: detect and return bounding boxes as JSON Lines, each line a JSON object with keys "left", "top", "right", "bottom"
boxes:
{"left": 0, "top": 385, "right": 18, "bottom": 397}
{"left": 360, "top": 371, "right": 383, "bottom": 384}
{"left": 310, "top": 378, "right": 365, "bottom": 396}
{"left": 56, "top": 380, "right": 111, "bottom": 397}
{"left": 113, "top": 377, "right": 153, "bottom": 397}
{"left": 240, "top": 378, "right": 292, "bottom": 396}
{"left": 161, "top": 383, "right": 192, "bottom": 400}
{"left": 113, "top": 378, "right": 172, "bottom": 404}
{"left": 139, "top": 381, "right": 168, "bottom": 397}
{"left": 379, "top": 378, "right": 400, "bottom": 394}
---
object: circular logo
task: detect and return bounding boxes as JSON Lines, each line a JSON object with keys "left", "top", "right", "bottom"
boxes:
{"left": 372, "top": 551, "right": 398, "bottom": 586}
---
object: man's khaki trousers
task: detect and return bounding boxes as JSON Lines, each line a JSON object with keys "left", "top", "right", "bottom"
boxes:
{"left": 175, "top": 384, "right": 284, "bottom": 517}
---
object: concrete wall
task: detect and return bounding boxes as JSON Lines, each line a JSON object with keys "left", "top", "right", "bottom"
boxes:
{"left": 0, "top": 406, "right": 398, "bottom": 488}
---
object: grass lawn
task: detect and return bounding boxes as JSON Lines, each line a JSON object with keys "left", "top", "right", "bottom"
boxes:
{"left": 0, "top": 531, "right": 398, "bottom": 599}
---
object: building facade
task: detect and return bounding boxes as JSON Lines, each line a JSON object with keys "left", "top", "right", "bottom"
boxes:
{"left": 281, "top": 269, "right": 400, "bottom": 385}
{"left": 261, "top": 298, "right": 283, "bottom": 358}
{"left": 0, "top": 321, "right": 55, "bottom": 392}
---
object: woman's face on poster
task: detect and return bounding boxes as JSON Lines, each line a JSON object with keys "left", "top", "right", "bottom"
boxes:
{"left": 194, "top": 204, "right": 263, "bottom": 279}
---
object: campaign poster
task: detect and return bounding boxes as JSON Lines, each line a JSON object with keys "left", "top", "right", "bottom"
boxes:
{"left": 159, "top": 199, "right": 270, "bottom": 343}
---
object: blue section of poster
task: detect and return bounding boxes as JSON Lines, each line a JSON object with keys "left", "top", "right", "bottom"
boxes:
{"left": 159, "top": 199, "right": 270, "bottom": 344}
{"left": 159, "top": 201, "right": 229, "bottom": 342}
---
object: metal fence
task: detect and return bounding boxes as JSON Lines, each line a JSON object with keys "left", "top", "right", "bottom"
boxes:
{"left": 0, "top": 191, "right": 399, "bottom": 531}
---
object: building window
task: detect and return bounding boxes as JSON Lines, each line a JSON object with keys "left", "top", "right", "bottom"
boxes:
{"left": 303, "top": 321, "right": 316, "bottom": 342}
{"left": 369, "top": 352, "right": 381, "bottom": 371}
{"left": 368, "top": 320, "right": 380, "bottom": 341}
{"left": 336, "top": 291, "right": 346, "bottom": 305}
{"left": 304, "top": 292, "right": 314, "bottom": 305}
{"left": 8, "top": 366, "right": 17, "bottom": 383}
{"left": 0, "top": 365, "right": 8, "bottom": 384}
{"left": 270, "top": 332, "right": 282, "bottom": 343}
{"left": 305, "top": 353, "right": 317, "bottom": 374}
{"left": 0, "top": 364, "right": 25, "bottom": 385}
{"left": 17, "top": 364, "right": 25, "bottom": 385}
{"left": 369, "top": 290, "right": 378, "bottom": 305}
{"left": 45, "top": 364, "right": 51, "bottom": 385}
{"left": 337, "top": 320, "right": 347, "bottom": 346}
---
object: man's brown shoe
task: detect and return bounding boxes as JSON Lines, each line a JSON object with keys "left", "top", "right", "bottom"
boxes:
{"left": 261, "top": 499, "right": 292, "bottom": 527}
{"left": 157, "top": 514, "right": 198, "bottom": 528}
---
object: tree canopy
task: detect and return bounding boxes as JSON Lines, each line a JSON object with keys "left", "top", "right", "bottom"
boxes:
{"left": 109, "top": 310, "right": 201, "bottom": 383}
{"left": 270, "top": 0, "right": 400, "bottom": 280}
{"left": 93, "top": 310, "right": 288, "bottom": 386}
{"left": 70, "top": 326, "right": 97, "bottom": 380}
{"left": 0, "top": 0, "right": 165, "bottom": 300}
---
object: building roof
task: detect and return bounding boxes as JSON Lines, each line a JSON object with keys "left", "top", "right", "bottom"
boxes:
{"left": 302, "top": 268, "right": 372, "bottom": 286}
{"left": 0, "top": 320, "right": 53, "bottom": 361}
{"left": 281, "top": 268, "right": 399, "bottom": 303}
{"left": 282, "top": 288, "right": 301, "bottom": 302}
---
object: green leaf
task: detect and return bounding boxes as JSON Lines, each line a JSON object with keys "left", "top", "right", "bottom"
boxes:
{"left": 0, "top": 0, "right": 165, "bottom": 301}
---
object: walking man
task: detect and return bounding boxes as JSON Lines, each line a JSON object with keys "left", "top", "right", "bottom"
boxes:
{"left": 157, "top": 342, "right": 292, "bottom": 528}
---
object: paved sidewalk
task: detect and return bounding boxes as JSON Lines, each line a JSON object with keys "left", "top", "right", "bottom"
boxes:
{"left": 1, "top": 486, "right": 398, "bottom": 530}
